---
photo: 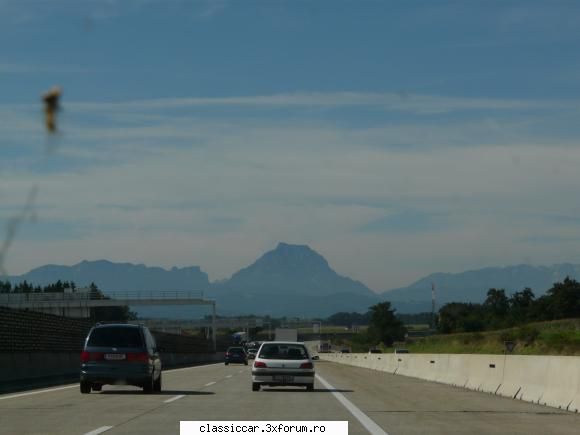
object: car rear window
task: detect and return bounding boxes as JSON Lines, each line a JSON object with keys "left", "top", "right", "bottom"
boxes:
{"left": 87, "top": 327, "right": 144, "bottom": 348}
{"left": 259, "top": 344, "right": 307, "bottom": 360}
{"left": 228, "top": 347, "right": 244, "bottom": 353}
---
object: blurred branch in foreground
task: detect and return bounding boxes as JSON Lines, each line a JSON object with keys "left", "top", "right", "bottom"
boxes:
{"left": 42, "top": 85, "right": 62, "bottom": 133}
{"left": 0, "top": 186, "right": 38, "bottom": 277}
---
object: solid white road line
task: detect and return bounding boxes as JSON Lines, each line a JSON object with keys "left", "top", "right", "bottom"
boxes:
{"left": 83, "top": 426, "right": 113, "bottom": 435}
{"left": 204, "top": 381, "right": 216, "bottom": 387}
{"left": 164, "top": 394, "right": 185, "bottom": 404}
{"left": 316, "top": 374, "right": 389, "bottom": 435}
{"left": 0, "top": 384, "right": 77, "bottom": 401}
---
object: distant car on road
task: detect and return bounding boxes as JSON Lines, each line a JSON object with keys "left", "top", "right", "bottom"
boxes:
{"left": 394, "top": 348, "right": 410, "bottom": 354}
{"left": 247, "top": 348, "right": 258, "bottom": 359}
{"left": 80, "top": 323, "right": 162, "bottom": 394}
{"left": 252, "top": 341, "right": 315, "bottom": 391}
{"left": 225, "top": 346, "right": 248, "bottom": 365}
{"left": 368, "top": 348, "right": 382, "bottom": 354}
{"left": 340, "top": 348, "right": 351, "bottom": 353}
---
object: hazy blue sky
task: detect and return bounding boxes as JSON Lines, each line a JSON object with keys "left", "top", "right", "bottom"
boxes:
{"left": 1, "top": 0, "right": 580, "bottom": 290}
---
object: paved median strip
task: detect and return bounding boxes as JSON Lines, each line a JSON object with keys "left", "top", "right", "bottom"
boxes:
{"left": 316, "top": 374, "right": 388, "bottom": 435}
{"left": 164, "top": 394, "right": 185, "bottom": 404}
{"left": 83, "top": 426, "right": 113, "bottom": 435}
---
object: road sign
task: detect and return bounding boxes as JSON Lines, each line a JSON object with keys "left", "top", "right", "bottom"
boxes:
{"left": 504, "top": 341, "right": 516, "bottom": 353}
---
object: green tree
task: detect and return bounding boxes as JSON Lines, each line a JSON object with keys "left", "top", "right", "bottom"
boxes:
{"left": 367, "top": 302, "right": 406, "bottom": 347}
{"left": 438, "top": 302, "right": 485, "bottom": 333}
{"left": 508, "top": 287, "right": 535, "bottom": 324}
{"left": 0, "top": 281, "right": 11, "bottom": 293}
{"left": 483, "top": 288, "right": 509, "bottom": 328}
{"left": 544, "top": 277, "right": 580, "bottom": 319}
{"left": 89, "top": 282, "right": 102, "bottom": 299}
{"left": 484, "top": 288, "right": 509, "bottom": 316}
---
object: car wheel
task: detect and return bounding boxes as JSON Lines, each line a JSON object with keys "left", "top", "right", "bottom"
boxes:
{"left": 252, "top": 383, "right": 260, "bottom": 392}
{"left": 143, "top": 376, "right": 154, "bottom": 394}
{"left": 306, "top": 384, "right": 314, "bottom": 391}
{"left": 225, "top": 362, "right": 229, "bottom": 365}
{"left": 80, "top": 381, "right": 91, "bottom": 394}
{"left": 92, "top": 384, "right": 102, "bottom": 392}
{"left": 244, "top": 361, "right": 248, "bottom": 366}
{"left": 153, "top": 373, "right": 162, "bottom": 392}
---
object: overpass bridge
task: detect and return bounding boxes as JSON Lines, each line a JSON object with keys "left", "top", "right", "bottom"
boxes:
{"left": 0, "top": 291, "right": 218, "bottom": 350}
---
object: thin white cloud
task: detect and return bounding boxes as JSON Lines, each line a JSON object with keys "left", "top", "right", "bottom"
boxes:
{"left": 67, "top": 91, "right": 575, "bottom": 114}
{"left": 0, "top": 63, "right": 95, "bottom": 74}
{"left": 3, "top": 116, "right": 580, "bottom": 287}
{"left": 3, "top": 90, "right": 580, "bottom": 289}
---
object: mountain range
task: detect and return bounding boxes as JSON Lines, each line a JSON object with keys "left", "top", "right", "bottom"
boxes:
{"left": 7, "top": 242, "right": 580, "bottom": 316}
{"left": 381, "top": 263, "right": 580, "bottom": 313}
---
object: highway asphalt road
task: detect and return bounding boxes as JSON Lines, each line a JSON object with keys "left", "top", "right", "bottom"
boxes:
{"left": 1, "top": 361, "right": 579, "bottom": 435}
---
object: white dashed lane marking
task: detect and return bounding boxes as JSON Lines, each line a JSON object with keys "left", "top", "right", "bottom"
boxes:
{"left": 163, "top": 394, "right": 185, "bottom": 404}
{"left": 83, "top": 426, "right": 113, "bottom": 435}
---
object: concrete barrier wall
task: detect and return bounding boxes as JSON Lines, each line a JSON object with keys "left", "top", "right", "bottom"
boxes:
{"left": 321, "top": 353, "right": 580, "bottom": 413}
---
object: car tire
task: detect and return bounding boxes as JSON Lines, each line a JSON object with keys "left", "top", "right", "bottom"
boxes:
{"left": 225, "top": 362, "right": 229, "bottom": 366}
{"left": 306, "top": 384, "right": 314, "bottom": 392}
{"left": 244, "top": 361, "right": 248, "bottom": 366}
{"left": 143, "top": 376, "right": 154, "bottom": 394}
{"left": 92, "top": 384, "right": 102, "bottom": 392}
{"left": 80, "top": 381, "right": 91, "bottom": 394}
{"left": 153, "top": 373, "right": 162, "bottom": 392}
{"left": 252, "top": 383, "right": 260, "bottom": 391}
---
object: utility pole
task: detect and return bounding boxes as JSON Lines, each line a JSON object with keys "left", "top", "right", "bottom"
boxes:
{"left": 431, "top": 282, "right": 436, "bottom": 331}
{"left": 212, "top": 301, "right": 216, "bottom": 352}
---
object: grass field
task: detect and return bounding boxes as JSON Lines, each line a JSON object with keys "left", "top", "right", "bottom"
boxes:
{"left": 406, "top": 318, "right": 580, "bottom": 355}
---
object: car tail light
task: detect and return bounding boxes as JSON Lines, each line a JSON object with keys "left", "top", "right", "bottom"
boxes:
{"left": 254, "top": 361, "right": 267, "bottom": 368}
{"left": 226, "top": 352, "right": 231, "bottom": 357}
{"left": 300, "top": 362, "right": 313, "bottom": 369}
{"left": 127, "top": 352, "right": 150, "bottom": 363}
{"left": 80, "top": 351, "right": 104, "bottom": 362}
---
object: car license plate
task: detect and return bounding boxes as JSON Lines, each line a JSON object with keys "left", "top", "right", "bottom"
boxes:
{"left": 105, "top": 353, "right": 126, "bottom": 360}
{"left": 273, "top": 375, "right": 294, "bottom": 383}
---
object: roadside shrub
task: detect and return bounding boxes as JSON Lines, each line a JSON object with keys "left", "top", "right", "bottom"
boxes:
{"left": 517, "top": 325, "right": 540, "bottom": 345}
{"left": 499, "top": 330, "right": 516, "bottom": 343}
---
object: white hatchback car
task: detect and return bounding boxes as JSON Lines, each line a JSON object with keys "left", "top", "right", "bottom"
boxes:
{"left": 251, "top": 341, "right": 315, "bottom": 391}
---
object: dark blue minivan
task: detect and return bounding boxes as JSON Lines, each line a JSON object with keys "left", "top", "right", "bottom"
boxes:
{"left": 80, "top": 323, "right": 162, "bottom": 394}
